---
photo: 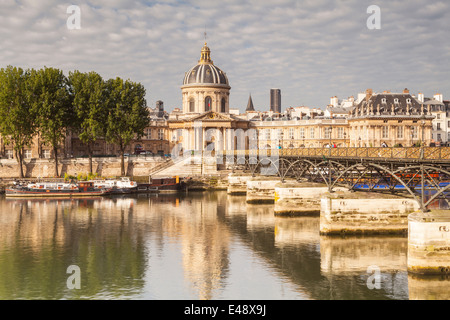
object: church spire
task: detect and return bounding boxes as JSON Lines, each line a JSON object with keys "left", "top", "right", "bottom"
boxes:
{"left": 246, "top": 94, "right": 255, "bottom": 112}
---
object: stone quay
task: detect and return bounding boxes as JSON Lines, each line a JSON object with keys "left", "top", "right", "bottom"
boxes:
{"left": 319, "top": 191, "right": 421, "bottom": 235}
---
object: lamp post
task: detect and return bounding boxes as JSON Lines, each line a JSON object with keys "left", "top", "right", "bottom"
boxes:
{"left": 328, "top": 126, "right": 332, "bottom": 192}
{"left": 420, "top": 115, "right": 427, "bottom": 212}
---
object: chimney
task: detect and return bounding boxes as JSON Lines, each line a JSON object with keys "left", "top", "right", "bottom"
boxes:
{"left": 418, "top": 92, "right": 424, "bottom": 103}
{"left": 403, "top": 88, "right": 410, "bottom": 94}
{"left": 434, "top": 93, "right": 443, "bottom": 103}
{"left": 365, "top": 88, "right": 373, "bottom": 101}
{"left": 330, "top": 96, "right": 338, "bottom": 107}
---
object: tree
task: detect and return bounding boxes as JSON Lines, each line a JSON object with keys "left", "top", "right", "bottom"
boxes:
{"left": 29, "top": 67, "right": 73, "bottom": 177}
{"left": 105, "top": 77, "right": 150, "bottom": 176}
{"left": 0, "top": 66, "right": 37, "bottom": 178}
{"left": 68, "top": 71, "right": 107, "bottom": 174}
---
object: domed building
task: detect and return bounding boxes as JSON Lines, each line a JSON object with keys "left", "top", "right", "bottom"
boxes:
{"left": 181, "top": 42, "right": 231, "bottom": 114}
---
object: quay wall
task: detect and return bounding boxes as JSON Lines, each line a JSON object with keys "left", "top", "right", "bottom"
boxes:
{"left": 0, "top": 157, "right": 168, "bottom": 179}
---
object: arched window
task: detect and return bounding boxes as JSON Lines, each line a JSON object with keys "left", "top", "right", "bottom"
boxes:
{"left": 205, "top": 96, "right": 212, "bottom": 112}
{"left": 189, "top": 98, "right": 195, "bottom": 113}
{"left": 221, "top": 98, "right": 226, "bottom": 113}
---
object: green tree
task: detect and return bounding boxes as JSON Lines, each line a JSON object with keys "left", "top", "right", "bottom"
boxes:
{"left": 105, "top": 77, "right": 150, "bottom": 176}
{"left": 0, "top": 66, "right": 37, "bottom": 178}
{"left": 68, "top": 71, "right": 107, "bottom": 174}
{"left": 29, "top": 67, "right": 73, "bottom": 177}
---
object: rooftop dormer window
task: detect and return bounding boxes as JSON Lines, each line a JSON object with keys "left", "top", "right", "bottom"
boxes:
{"left": 394, "top": 98, "right": 399, "bottom": 104}
{"left": 381, "top": 98, "right": 387, "bottom": 104}
{"left": 406, "top": 98, "right": 411, "bottom": 104}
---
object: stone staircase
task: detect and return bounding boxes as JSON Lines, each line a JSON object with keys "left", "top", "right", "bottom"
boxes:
{"left": 151, "top": 155, "right": 218, "bottom": 177}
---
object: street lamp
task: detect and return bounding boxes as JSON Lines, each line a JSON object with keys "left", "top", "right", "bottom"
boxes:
{"left": 328, "top": 126, "right": 332, "bottom": 192}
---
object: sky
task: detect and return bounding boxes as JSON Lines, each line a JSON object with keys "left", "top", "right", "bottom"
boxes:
{"left": 0, "top": 0, "right": 449, "bottom": 113}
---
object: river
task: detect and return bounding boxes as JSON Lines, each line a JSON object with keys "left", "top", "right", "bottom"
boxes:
{"left": 0, "top": 191, "right": 448, "bottom": 300}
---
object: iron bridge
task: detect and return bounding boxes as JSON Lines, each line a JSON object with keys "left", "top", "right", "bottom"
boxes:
{"left": 223, "top": 147, "right": 450, "bottom": 212}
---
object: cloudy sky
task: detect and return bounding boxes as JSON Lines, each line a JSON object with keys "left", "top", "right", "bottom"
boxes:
{"left": 1, "top": 0, "right": 449, "bottom": 112}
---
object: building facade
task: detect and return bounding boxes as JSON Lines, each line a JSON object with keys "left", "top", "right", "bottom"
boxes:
{"left": 348, "top": 89, "right": 433, "bottom": 147}
{"left": 0, "top": 43, "right": 439, "bottom": 165}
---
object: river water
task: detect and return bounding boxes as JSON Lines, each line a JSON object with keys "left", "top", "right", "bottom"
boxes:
{"left": 0, "top": 191, "right": 448, "bottom": 300}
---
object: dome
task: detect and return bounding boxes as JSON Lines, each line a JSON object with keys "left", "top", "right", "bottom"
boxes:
{"left": 182, "top": 43, "right": 230, "bottom": 87}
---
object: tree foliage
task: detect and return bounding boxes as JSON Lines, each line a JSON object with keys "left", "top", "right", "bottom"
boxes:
{"left": 29, "top": 67, "right": 73, "bottom": 177}
{"left": 105, "top": 77, "right": 150, "bottom": 176}
{"left": 0, "top": 66, "right": 37, "bottom": 178}
{"left": 68, "top": 70, "right": 107, "bottom": 174}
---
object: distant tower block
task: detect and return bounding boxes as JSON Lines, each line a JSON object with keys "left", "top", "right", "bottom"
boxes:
{"left": 270, "top": 89, "right": 281, "bottom": 113}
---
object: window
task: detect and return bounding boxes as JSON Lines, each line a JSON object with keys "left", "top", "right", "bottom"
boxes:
{"left": 406, "top": 98, "right": 411, "bottom": 104}
{"left": 24, "top": 150, "right": 32, "bottom": 159}
{"left": 289, "top": 128, "right": 295, "bottom": 140}
{"left": 158, "top": 129, "right": 164, "bottom": 140}
{"left": 381, "top": 98, "right": 387, "bottom": 104}
{"left": 5, "top": 150, "right": 13, "bottom": 159}
{"left": 276, "top": 129, "right": 283, "bottom": 141}
{"left": 189, "top": 98, "right": 195, "bottom": 113}
{"left": 324, "top": 128, "right": 331, "bottom": 139}
{"left": 437, "top": 123, "right": 441, "bottom": 130}
{"left": 43, "top": 150, "right": 51, "bottom": 159}
{"left": 411, "top": 126, "right": 418, "bottom": 139}
{"left": 337, "top": 127, "right": 344, "bottom": 139}
{"left": 437, "top": 133, "right": 441, "bottom": 141}
{"left": 397, "top": 126, "right": 403, "bottom": 139}
{"left": 437, "top": 114, "right": 441, "bottom": 120}
{"left": 394, "top": 98, "right": 399, "bottom": 104}
{"left": 310, "top": 128, "right": 315, "bottom": 139}
{"left": 264, "top": 129, "right": 271, "bottom": 141}
{"left": 205, "top": 96, "right": 212, "bottom": 112}
{"left": 299, "top": 128, "right": 305, "bottom": 140}
{"left": 221, "top": 98, "right": 226, "bottom": 113}
{"left": 382, "top": 126, "right": 389, "bottom": 139}
{"left": 146, "top": 128, "right": 152, "bottom": 139}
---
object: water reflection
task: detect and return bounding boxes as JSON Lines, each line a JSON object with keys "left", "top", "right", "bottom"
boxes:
{"left": 0, "top": 192, "right": 449, "bottom": 300}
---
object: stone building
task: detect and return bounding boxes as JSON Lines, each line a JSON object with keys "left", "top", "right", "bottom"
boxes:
{"left": 348, "top": 89, "right": 433, "bottom": 147}
{"left": 181, "top": 42, "right": 230, "bottom": 114}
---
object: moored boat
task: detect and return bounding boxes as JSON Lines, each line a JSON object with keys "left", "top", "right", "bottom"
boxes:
{"left": 5, "top": 181, "right": 112, "bottom": 198}
{"left": 136, "top": 176, "right": 184, "bottom": 193}
{"left": 89, "top": 177, "right": 138, "bottom": 194}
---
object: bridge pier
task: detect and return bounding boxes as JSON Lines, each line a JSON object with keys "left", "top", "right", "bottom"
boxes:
{"left": 320, "top": 192, "right": 420, "bottom": 235}
{"left": 246, "top": 176, "right": 284, "bottom": 204}
{"left": 274, "top": 182, "right": 347, "bottom": 216}
{"left": 227, "top": 173, "right": 253, "bottom": 195}
{"left": 408, "top": 210, "right": 450, "bottom": 275}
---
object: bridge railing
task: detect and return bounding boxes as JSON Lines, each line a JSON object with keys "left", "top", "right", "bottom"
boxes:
{"left": 225, "top": 147, "right": 450, "bottom": 161}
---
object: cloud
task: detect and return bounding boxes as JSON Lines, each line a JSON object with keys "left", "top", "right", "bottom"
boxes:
{"left": 0, "top": 0, "right": 449, "bottom": 112}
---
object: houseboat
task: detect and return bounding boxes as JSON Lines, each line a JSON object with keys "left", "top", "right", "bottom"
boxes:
{"left": 5, "top": 181, "right": 112, "bottom": 198}
{"left": 89, "top": 177, "right": 138, "bottom": 194}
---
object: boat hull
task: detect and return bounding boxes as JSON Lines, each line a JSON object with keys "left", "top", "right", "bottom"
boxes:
{"left": 5, "top": 188, "right": 111, "bottom": 198}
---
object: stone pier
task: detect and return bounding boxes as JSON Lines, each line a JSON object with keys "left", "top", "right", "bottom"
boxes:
{"left": 320, "top": 191, "right": 421, "bottom": 235}
{"left": 274, "top": 182, "right": 347, "bottom": 216}
{"left": 408, "top": 210, "right": 450, "bottom": 275}
{"left": 227, "top": 173, "right": 253, "bottom": 195}
{"left": 246, "top": 176, "right": 283, "bottom": 204}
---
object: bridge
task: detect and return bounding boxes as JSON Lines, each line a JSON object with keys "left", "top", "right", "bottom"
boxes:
{"left": 222, "top": 146, "right": 450, "bottom": 212}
